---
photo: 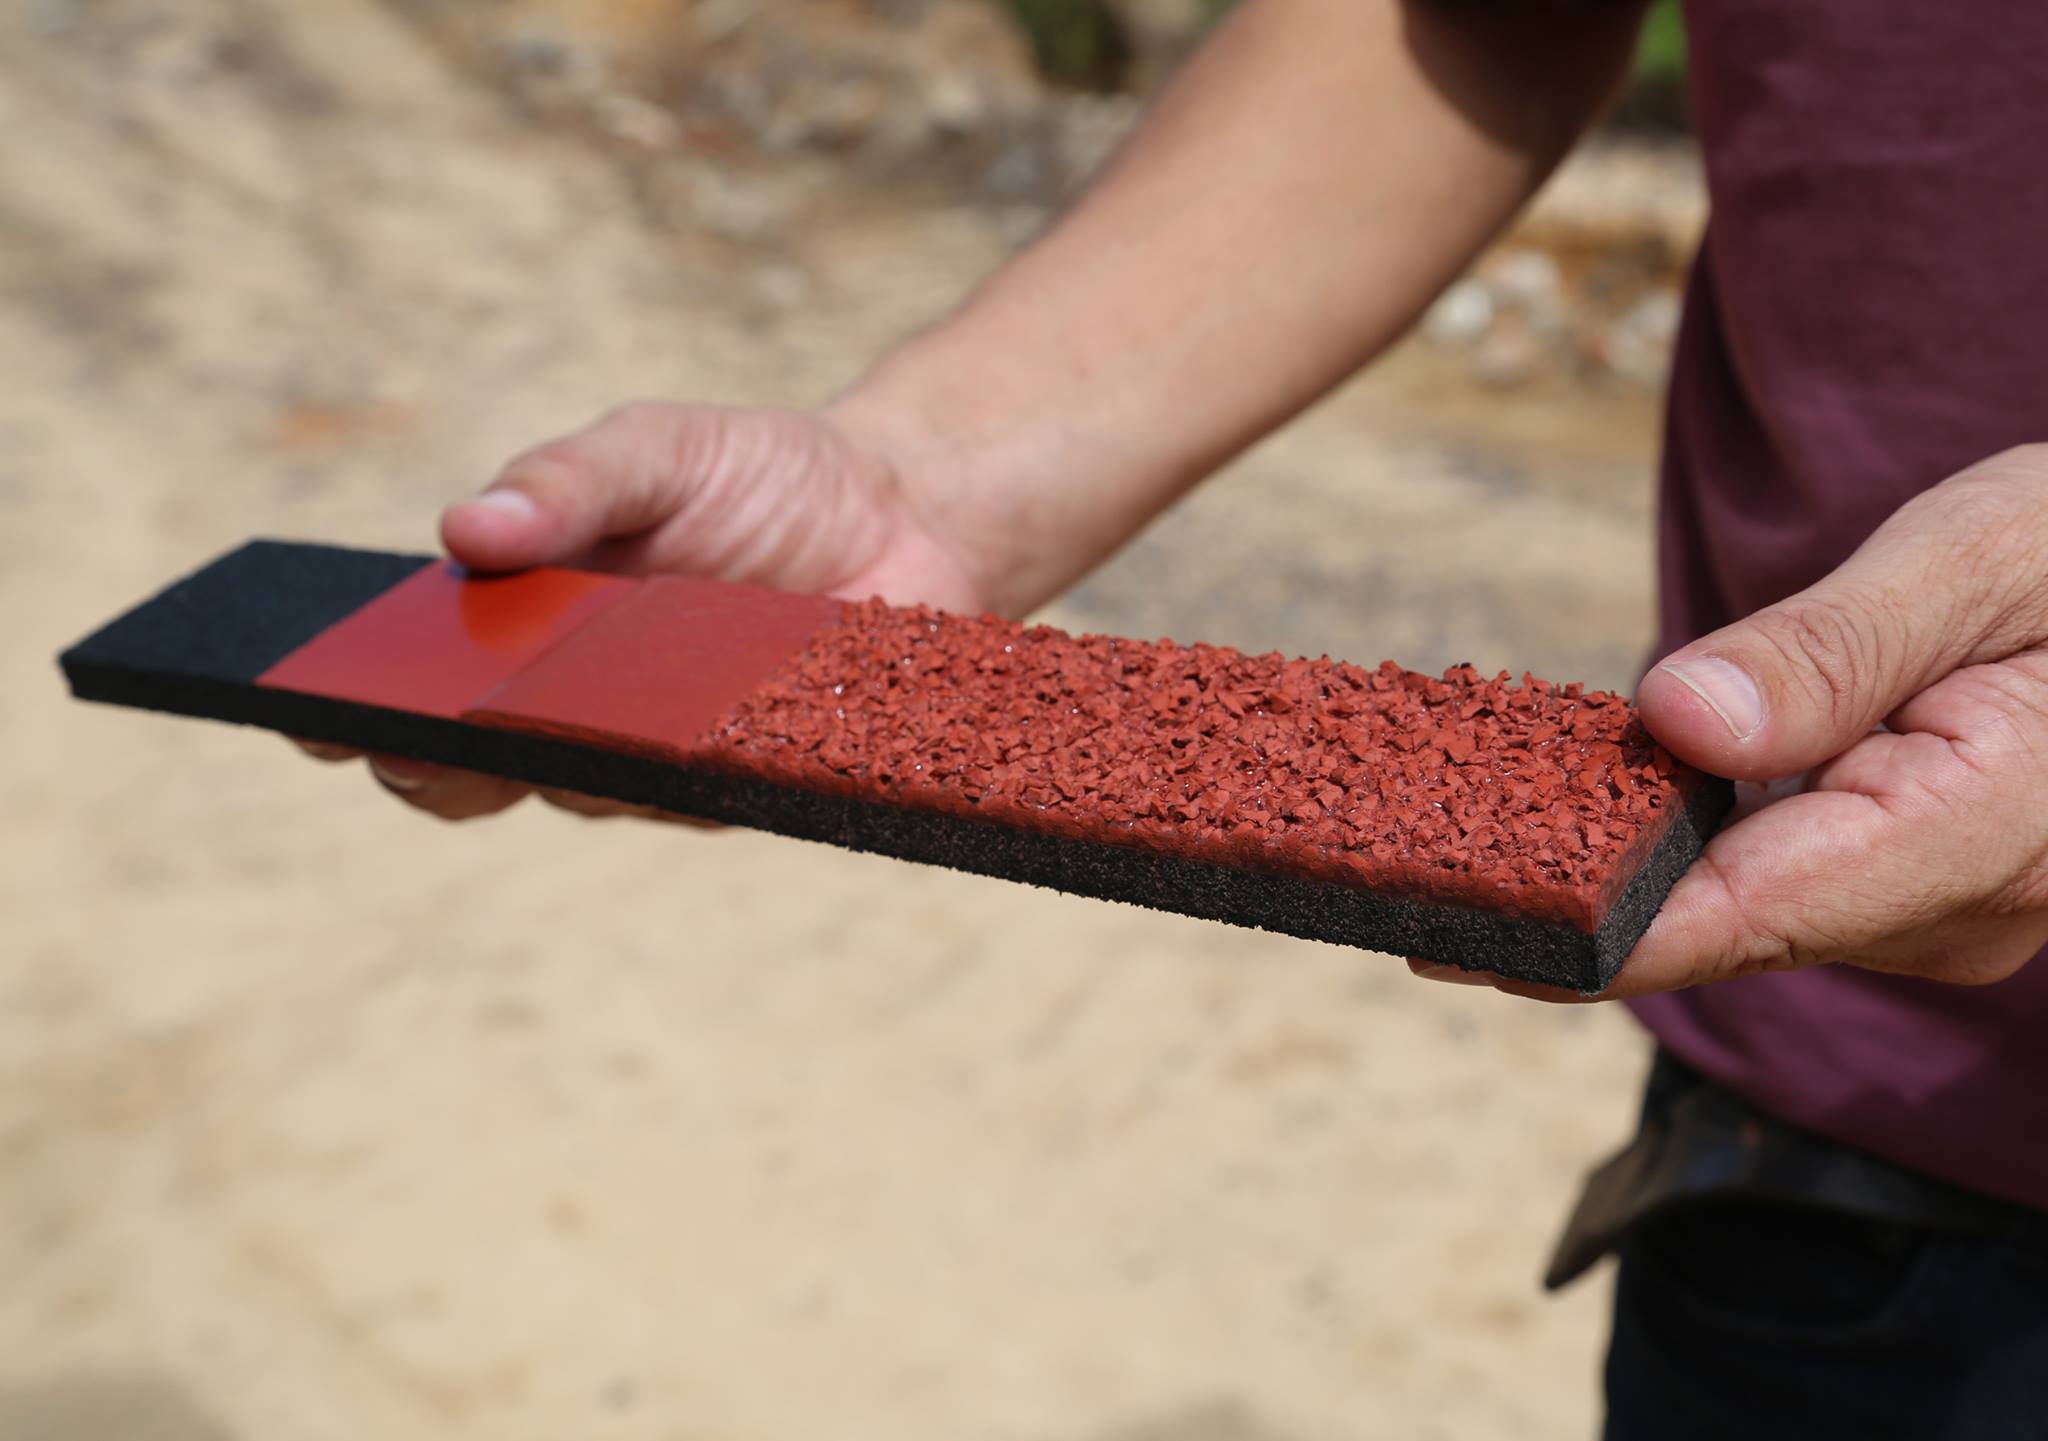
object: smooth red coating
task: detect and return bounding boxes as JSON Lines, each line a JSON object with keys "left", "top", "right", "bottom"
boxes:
{"left": 259, "top": 561, "right": 631, "bottom": 718}
{"left": 465, "top": 575, "right": 843, "bottom": 755}
{"left": 696, "top": 602, "right": 1698, "bottom": 931}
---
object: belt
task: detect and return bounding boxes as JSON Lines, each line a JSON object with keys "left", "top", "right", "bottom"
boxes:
{"left": 1545, "top": 1051, "right": 2048, "bottom": 1290}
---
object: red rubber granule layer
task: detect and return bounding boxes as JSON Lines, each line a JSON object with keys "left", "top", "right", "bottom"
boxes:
{"left": 702, "top": 600, "right": 1698, "bottom": 931}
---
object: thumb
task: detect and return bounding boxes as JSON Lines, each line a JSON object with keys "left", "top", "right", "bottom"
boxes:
{"left": 440, "top": 402, "right": 712, "bottom": 573}
{"left": 1638, "top": 450, "right": 2048, "bottom": 780}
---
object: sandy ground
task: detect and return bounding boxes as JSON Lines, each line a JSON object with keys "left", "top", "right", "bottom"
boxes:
{"left": 0, "top": 3, "right": 1686, "bottom": 1438}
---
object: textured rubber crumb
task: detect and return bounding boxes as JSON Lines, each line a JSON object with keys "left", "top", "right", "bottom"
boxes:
{"left": 703, "top": 599, "right": 1696, "bottom": 931}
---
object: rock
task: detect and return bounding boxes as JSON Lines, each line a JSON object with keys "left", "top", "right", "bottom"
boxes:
{"left": 751, "top": 261, "right": 812, "bottom": 309}
{"left": 675, "top": 0, "right": 1046, "bottom": 166}
{"left": 1486, "top": 249, "right": 1562, "bottom": 309}
{"left": 1522, "top": 135, "right": 1708, "bottom": 260}
{"left": 1472, "top": 313, "right": 1543, "bottom": 390}
{"left": 1483, "top": 247, "right": 1566, "bottom": 338}
{"left": 593, "top": 91, "right": 680, "bottom": 149}
{"left": 1599, "top": 287, "right": 1683, "bottom": 386}
{"left": 392, "top": 0, "right": 1046, "bottom": 174}
{"left": 922, "top": 66, "right": 990, "bottom": 136}
{"left": 1422, "top": 279, "right": 1495, "bottom": 346}
{"left": 681, "top": 165, "right": 799, "bottom": 240}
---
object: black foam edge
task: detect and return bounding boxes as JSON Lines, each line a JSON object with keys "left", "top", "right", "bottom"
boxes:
{"left": 1589, "top": 776, "right": 1736, "bottom": 988}
{"left": 62, "top": 627, "right": 1732, "bottom": 988}
{"left": 59, "top": 540, "right": 434, "bottom": 694}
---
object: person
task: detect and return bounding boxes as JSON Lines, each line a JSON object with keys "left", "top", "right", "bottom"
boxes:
{"left": 296, "top": 1, "right": 2048, "bottom": 1433}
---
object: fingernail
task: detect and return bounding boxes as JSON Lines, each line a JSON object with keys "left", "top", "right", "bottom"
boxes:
{"left": 1413, "top": 963, "right": 1496, "bottom": 987}
{"left": 370, "top": 759, "right": 426, "bottom": 792}
{"left": 1659, "top": 655, "right": 1763, "bottom": 741}
{"left": 464, "top": 489, "right": 537, "bottom": 523}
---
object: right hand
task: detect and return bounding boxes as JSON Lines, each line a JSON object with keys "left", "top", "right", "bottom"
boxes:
{"left": 297, "top": 400, "right": 993, "bottom": 822}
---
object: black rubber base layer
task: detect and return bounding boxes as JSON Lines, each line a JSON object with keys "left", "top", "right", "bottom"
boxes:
{"left": 61, "top": 540, "right": 1734, "bottom": 990}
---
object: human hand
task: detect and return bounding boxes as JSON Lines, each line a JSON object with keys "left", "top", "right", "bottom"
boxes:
{"left": 1420, "top": 445, "right": 2048, "bottom": 999}
{"left": 298, "top": 401, "right": 992, "bottom": 821}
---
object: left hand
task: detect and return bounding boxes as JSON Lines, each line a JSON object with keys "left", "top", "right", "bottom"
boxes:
{"left": 296, "top": 399, "right": 996, "bottom": 822}
{"left": 1422, "top": 444, "right": 2048, "bottom": 999}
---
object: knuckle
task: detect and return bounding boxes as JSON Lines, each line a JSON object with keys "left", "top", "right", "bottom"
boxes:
{"left": 665, "top": 814, "right": 727, "bottom": 831}
{"left": 1724, "top": 921, "right": 1826, "bottom": 979}
{"left": 388, "top": 790, "right": 449, "bottom": 818}
{"left": 1757, "top": 598, "right": 1880, "bottom": 730}
{"left": 600, "top": 398, "right": 678, "bottom": 433}
{"left": 1689, "top": 851, "right": 1828, "bottom": 980}
{"left": 540, "top": 788, "right": 628, "bottom": 818}
{"left": 401, "top": 786, "right": 458, "bottom": 816}
{"left": 526, "top": 436, "right": 591, "bottom": 474}
{"left": 1940, "top": 663, "right": 2048, "bottom": 750}
{"left": 1907, "top": 939, "right": 1969, "bottom": 982}
{"left": 1992, "top": 858, "right": 2048, "bottom": 917}
{"left": 294, "top": 738, "right": 359, "bottom": 762}
{"left": 1915, "top": 941, "right": 2033, "bottom": 987}
{"left": 1971, "top": 952, "right": 2033, "bottom": 985}
{"left": 1925, "top": 459, "right": 2048, "bottom": 643}
{"left": 1965, "top": 442, "right": 2048, "bottom": 486}
{"left": 498, "top": 440, "right": 584, "bottom": 493}
{"left": 1944, "top": 472, "right": 2034, "bottom": 546}
{"left": 1699, "top": 917, "right": 1808, "bottom": 983}
{"left": 430, "top": 788, "right": 523, "bottom": 823}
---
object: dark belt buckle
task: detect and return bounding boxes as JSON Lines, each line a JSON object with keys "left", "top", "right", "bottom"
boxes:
{"left": 1546, "top": 1058, "right": 2042, "bottom": 1290}
{"left": 1543, "top": 1077, "right": 1764, "bottom": 1289}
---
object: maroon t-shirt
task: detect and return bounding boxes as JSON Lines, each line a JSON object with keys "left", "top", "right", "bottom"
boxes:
{"left": 1630, "top": 0, "right": 2048, "bottom": 1209}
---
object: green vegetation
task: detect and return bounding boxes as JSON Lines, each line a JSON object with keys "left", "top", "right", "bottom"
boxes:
{"left": 1004, "top": 0, "right": 1690, "bottom": 128}
{"left": 1004, "top": 0, "right": 1131, "bottom": 90}
{"left": 1620, "top": 0, "right": 1688, "bottom": 130}
{"left": 1635, "top": 0, "right": 1688, "bottom": 87}
{"left": 1002, "top": 0, "right": 1234, "bottom": 90}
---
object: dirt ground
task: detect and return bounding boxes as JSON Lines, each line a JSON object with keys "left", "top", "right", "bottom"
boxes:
{"left": 0, "top": 3, "right": 1696, "bottom": 1438}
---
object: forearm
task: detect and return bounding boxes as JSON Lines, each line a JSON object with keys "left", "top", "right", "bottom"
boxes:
{"left": 831, "top": 0, "right": 1646, "bottom": 615}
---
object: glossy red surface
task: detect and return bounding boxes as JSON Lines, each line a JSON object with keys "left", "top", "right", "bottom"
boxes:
{"left": 258, "top": 561, "right": 631, "bottom": 718}
{"left": 465, "top": 575, "right": 843, "bottom": 753}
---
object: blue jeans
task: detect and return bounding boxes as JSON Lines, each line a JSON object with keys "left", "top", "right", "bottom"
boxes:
{"left": 1593, "top": 1064, "right": 2048, "bottom": 1440}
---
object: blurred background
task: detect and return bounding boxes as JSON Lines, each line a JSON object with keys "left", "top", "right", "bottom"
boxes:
{"left": 0, "top": 2, "right": 1701, "bottom": 1437}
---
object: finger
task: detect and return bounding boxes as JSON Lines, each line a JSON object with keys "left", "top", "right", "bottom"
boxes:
{"left": 440, "top": 402, "right": 722, "bottom": 574}
{"left": 1803, "top": 728, "right": 1944, "bottom": 798}
{"left": 1887, "top": 650, "right": 2048, "bottom": 752}
{"left": 537, "top": 787, "right": 656, "bottom": 820}
{"left": 1488, "top": 975, "right": 1596, "bottom": 1004}
{"left": 535, "top": 787, "right": 729, "bottom": 829}
{"left": 1605, "top": 785, "right": 1938, "bottom": 995}
{"left": 1407, "top": 958, "right": 1602, "bottom": 1003}
{"left": 651, "top": 812, "right": 728, "bottom": 831}
{"left": 1408, "top": 959, "right": 1497, "bottom": 987}
{"left": 1843, "top": 911, "right": 2048, "bottom": 987}
{"left": 1626, "top": 686, "right": 2048, "bottom": 993}
{"left": 1402, "top": 781, "right": 1792, "bottom": 1002}
{"left": 368, "top": 755, "right": 529, "bottom": 821}
{"left": 1636, "top": 448, "right": 2048, "bottom": 781}
{"left": 442, "top": 403, "right": 899, "bottom": 593}
{"left": 291, "top": 736, "right": 363, "bottom": 763}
